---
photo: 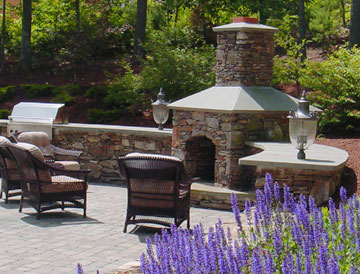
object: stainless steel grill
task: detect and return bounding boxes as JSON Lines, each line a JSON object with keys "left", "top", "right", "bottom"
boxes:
{"left": 8, "top": 102, "right": 68, "bottom": 139}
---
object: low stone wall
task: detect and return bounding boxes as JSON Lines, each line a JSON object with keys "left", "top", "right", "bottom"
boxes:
{"left": 0, "top": 121, "right": 172, "bottom": 182}
{"left": 254, "top": 166, "right": 343, "bottom": 206}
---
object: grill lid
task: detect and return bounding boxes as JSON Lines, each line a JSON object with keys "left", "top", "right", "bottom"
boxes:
{"left": 9, "top": 102, "right": 67, "bottom": 124}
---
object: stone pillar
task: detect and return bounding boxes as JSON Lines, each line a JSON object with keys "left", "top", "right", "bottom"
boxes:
{"left": 213, "top": 17, "right": 278, "bottom": 86}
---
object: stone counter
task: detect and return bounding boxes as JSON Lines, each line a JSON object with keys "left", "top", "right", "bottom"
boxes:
{"left": 239, "top": 142, "right": 349, "bottom": 205}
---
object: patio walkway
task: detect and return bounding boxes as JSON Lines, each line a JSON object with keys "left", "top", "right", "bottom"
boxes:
{"left": 0, "top": 183, "right": 237, "bottom": 274}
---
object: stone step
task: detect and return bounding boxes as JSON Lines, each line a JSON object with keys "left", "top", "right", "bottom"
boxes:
{"left": 190, "top": 182, "right": 256, "bottom": 210}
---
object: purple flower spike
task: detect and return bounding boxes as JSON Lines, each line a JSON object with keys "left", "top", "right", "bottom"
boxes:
{"left": 273, "top": 181, "right": 281, "bottom": 202}
{"left": 76, "top": 263, "right": 85, "bottom": 274}
{"left": 340, "top": 186, "right": 347, "bottom": 202}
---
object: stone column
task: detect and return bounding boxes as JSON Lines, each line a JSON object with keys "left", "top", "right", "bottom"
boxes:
{"left": 213, "top": 17, "right": 278, "bottom": 86}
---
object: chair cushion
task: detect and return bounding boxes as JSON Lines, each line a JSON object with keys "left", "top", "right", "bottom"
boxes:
{"left": 125, "top": 153, "right": 181, "bottom": 162}
{"left": 54, "top": 161, "right": 80, "bottom": 171}
{"left": 40, "top": 175, "right": 85, "bottom": 193}
{"left": 0, "top": 136, "right": 11, "bottom": 145}
{"left": 17, "top": 132, "right": 54, "bottom": 158}
{"left": 14, "top": 142, "right": 52, "bottom": 183}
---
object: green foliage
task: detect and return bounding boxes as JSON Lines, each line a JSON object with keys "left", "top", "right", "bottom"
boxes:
{"left": 141, "top": 26, "right": 215, "bottom": 101}
{"left": 308, "top": 0, "right": 344, "bottom": 46}
{"left": 0, "top": 109, "right": 11, "bottom": 119}
{"left": 54, "top": 84, "right": 82, "bottom": 96}
{"left": 300, "top": 47, "right": 360, "bottom": 132}
{"left": 21, "top": 84, "right": 55, "bottom": 98}
{"left": 51, "top": 92, "right": 74, "bottom": 106}
{"left": 0, "top": 86, "right": 15, "bottom": 102}
{"left": 87, "top": 108, "right": 122, "bottom": 124}
{"left": 85, "top": 85, "right": 108, "bottom": 99}
{"left": 104, "top": 66, "right": 146, "bottom": 112}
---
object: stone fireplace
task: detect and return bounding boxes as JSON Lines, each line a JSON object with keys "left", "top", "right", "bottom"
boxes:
{"left": 169, "top": 17, "right": 301, "bottom": 189}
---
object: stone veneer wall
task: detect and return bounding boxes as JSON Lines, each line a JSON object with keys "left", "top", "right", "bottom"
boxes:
{"left": 171, "top": 110, "right": 289, "bottom": 188}
{"left": 254, "top": 166, "right": 343, "bottom": 206}
{"left": 215, "top": 30, "right": 275, "bottom": 86}
{"left": 0, "top": 121, "right": 172, "bottom": 182}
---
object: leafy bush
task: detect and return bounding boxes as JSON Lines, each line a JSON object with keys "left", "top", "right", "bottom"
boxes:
{"left": 54, "top": 84, "right": 82, "bottom": 96}
{"left": 0, "top": 86, "right": 15, "bottom": 102}
{"left": 0, "top": 109, "right": 11, "bottom": 119}
{"left": 141, "top": 26, "right": 216, "bottom": 101}
{"left": 103, "top": 66, "right": 146, "bottom": 113}
{"left": 87, "top": 108, "right": 122, "bottom": 124}
{"left": 52, "top": 92, "right": 74, "bottom": 105}
{"left": 85, "top": 85, "right": 108, "bottom": 100}
{"left": 21, "top": 84, "right": 55, "bottom": 98}
{"left": 301, "top": 47, "right": 360, "bottom": 132}
{"left": 140, "top": 174, "right": 360, "bottom": 273}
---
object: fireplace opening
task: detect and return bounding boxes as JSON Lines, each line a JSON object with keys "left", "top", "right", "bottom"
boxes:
{"left": 184, "top": 136, "right": 215, "bottom": 182}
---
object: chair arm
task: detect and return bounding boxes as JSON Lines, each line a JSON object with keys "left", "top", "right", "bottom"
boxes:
{"left": 50, "top": 144, "right": 83, "bottom": 158}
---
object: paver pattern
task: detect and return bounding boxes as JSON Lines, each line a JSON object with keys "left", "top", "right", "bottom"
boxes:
{"left": 0, "top": 183, "right": 236, "bottom": 274}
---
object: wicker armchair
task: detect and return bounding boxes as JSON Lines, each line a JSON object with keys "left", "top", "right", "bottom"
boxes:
{"left": 17, "top": 131, "right": 82, "bottom": 170}
{"left": 118, "top": 153, "right": 193, "bottom": 233}
{"left": 0, "top": 136, "right": 21, "bottom": 203}
{"left": 6, "top": 142, "right": 89, "bottom": 219}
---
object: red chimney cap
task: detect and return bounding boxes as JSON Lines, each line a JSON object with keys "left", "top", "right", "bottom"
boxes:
{"left": 233, "top": 17, "right": 259, "bottom": 24}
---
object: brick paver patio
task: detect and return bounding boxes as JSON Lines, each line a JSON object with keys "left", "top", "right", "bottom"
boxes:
{"left": 0, "top": 183, "right": 236, "bottom": 274}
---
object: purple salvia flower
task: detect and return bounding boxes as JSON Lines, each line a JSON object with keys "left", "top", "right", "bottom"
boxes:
{"left": 140, "top": 254, "right": 150, "bottom": 274}
{"left": 273, "top": 227, "right": 282, "bottom": 256}
{"left": 295, "top": 253, "right": 303, "bottom": 274}
{"left": 304, "top": 254, "right": 312, "bottom": 274}
{"left": 340, "top": 186, "right": 347, "bottom": 202}
{"left": 329, "top": 256, "right": 340, "bottom": 274}
{"left": 291, "top": 222, "right": 303, "bottom": 249}
{"left": 283, "top": 184, "right": 291, "bottom": 211}
{"left": 339, "top": 203, "right": 347, "bottom": 238}
{"left": 347, "top": 205, "right": 356, "bottom": 235}
{"left": 231, "top": 193, "right": 243, "bottom": 231}
{"left": 273, "top": 181, "right": 281, "bottom": 202}
{"left": 349, "top": 266, "right": 358, "bottom": 274}
{"left": 244, "top": 200, "right": 252, "bottom": 226}
{"left": 319, "top": 243, "right": 329, "bottom": 274}
{"left": 240, "top": 239, "right": 249, "bottom": 268}
{"left": 282, "top": 252, "right": 295, "bottom": 274}
{"left": 328, "top": 198, "right": 339, "bottom": 224}
{"left": 76, "top": 263, "right": 85, "bottom": 274}
{"left": 264, "top": 252, "right": 275, "bottom": 274}
{"left": 251, "top": 247, "right": 263, "bottom": 274}
{"left": 264, "top": 173, "right": 273, "bottom": 207}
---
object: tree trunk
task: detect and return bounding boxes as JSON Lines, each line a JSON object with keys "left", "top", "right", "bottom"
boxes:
{"left": 0, "top": 0, "right": 6, "bottom": 71}
{"left": 133, "top": 0, "right": 147, "bottom": 64}
{"left": 298, "top": 0, "right": 307, "bottom": 62}
{"left": 349, "top": 0, "right": 360, "bottom": 47}
{"left": 339, "top": 0, "right": 346, "bottom": 26}
{"left": 75, "top": 0, "right": 80, "bottom": 33}
{"left": 20, "top": 0, "right": 32, "bottom": 70}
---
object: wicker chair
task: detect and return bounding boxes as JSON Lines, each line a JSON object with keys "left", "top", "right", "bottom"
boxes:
{"left": 118, "top": 153, "right": 193, "bottom": 233}
{"left": 6, "top": 142, "right": 89, "bottom": 219}
{"left": 16, "top": 131, "right": 82, "bottom": 170}
{"left": 0, "top": 136, "right": 21, "bottom": 203}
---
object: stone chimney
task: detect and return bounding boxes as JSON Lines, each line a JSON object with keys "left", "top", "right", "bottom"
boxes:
{"left": 214, "top": 17, "right": 278, "bottom": 86}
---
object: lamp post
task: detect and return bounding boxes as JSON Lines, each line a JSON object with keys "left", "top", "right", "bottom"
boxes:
{"left": 152, "top": 88, "right": 170, "bottom": 130}
{"left": 288, "top": 91, "right": 318, "bottom": 159}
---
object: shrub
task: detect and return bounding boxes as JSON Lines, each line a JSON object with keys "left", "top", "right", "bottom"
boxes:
{"left": 54, "top": 84, "right": 82, "bottom": 96}
{"left": 0, "top": 86, "right": 15, "bottom": 102}
{"left": 21, "top": 84, "right": 55, "bottom": 98}
{"left": 51, "top": 92, "right": 74, "bottom": 106}
{"left": 141, "top": 26, "right": 216, "bottom": 101}
{"left": 87, "top": 108, "right": 122, "bottom": 124}
{"left": 0, "top": 109, "right": 11, "bottom": 119}
{"left": 140, "top": 174, "right": 360, "bottom": 273}
{"left": 103, "top": 66, "right": 146, "bottom": 113}
{"left": 301, "top": 47, "right": 360, "bottom": 133}
{"left": 85, "top": 85, "right": 108, "bottom": 100}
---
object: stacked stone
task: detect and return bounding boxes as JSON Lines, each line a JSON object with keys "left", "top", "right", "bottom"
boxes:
{"left": 52, "top": 127, "right": 172, "bottom": 182}
{"left": 215, "top": 22, "right": 276, "bottom": 86}
{"left": 172, "top": 110, "right": 288, "bottom": 188}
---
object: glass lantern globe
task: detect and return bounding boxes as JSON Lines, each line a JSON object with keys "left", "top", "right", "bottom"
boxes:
{"left": 288, "top": 91, "right": 318, "bottom": 159}
{"left": 152, "top": 88, "right": 170, "bottom": 130}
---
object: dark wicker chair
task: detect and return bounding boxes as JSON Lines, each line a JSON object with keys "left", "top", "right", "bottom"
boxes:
{"left": 118, "top": 153, "right": 193, "bottom": 233}
{"left": 16, "top": 131, "right": 83, "bottom": 170}
{"left": 6, "top": 142, "right": 89, "bottom": 219}
{"left": 0, "top": 136, "right": 21, "bottom": 203}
